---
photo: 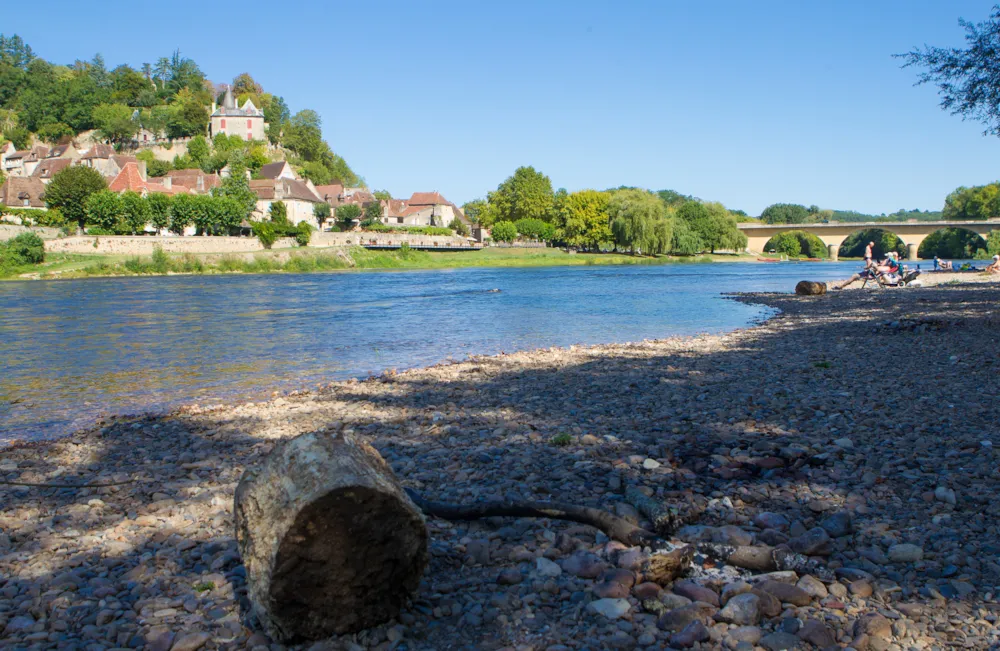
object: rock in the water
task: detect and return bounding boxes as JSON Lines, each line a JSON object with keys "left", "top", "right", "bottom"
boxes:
{"left": 588, "top": 598, "right": 631, "bottom": 619}
{"left": 719, "top": 593, "right": 760, "bottom": 625}
{"left": 234, "top": 431, "right": 429, "bottom": 641}
{"left": 888, "top": 543, "right": 924, "bottom": 563}
{"left": 795, "top": 281, "right": 827, "bottom": 296}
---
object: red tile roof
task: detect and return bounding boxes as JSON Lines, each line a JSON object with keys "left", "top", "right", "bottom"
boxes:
{"left": 408, "top": 192, "right": 449, "bottom": 206}
{"left": 108, "top": 162, "right": 147, "bottom": 193}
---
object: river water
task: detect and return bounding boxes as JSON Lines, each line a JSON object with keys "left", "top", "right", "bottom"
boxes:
{"left": 0, "top": 261, "right": 878, "bottom": 442}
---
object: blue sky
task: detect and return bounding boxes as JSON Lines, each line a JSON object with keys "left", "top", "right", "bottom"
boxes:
{"left": 6, "top": 1, "right": 1000, "bottom": 214}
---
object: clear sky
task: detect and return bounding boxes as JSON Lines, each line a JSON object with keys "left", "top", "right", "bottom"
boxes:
{"left": 6, "top": 1, "right": 1000, "bottom": 215}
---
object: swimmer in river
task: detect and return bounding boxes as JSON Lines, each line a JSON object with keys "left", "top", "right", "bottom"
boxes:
{"left": 488, "top": 288, "right": 501, "bottom": 293}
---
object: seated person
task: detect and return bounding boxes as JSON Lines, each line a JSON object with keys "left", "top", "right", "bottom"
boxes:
{"left": 877, "top": 252, "right": 901, "bottom": 274}
{"left": 986, "top": 255, "right": 1000, "bottom": 274}
{"left": 939, "top": 258, "right": 953, "bottom": 270}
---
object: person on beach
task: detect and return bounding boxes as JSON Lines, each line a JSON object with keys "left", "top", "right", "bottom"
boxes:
{"left": 864, "top": 241, "right": 875, "bottom": 268}
{"left": 877, "top": 252, "right": 900, "bottom": 274}
{"left": 986, "top": 255, "right": 1000, "bottom": 274}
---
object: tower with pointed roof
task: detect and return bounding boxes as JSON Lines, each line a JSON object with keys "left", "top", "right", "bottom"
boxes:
{"left": 210, "top": 85, "right": 267, "bottom": 142}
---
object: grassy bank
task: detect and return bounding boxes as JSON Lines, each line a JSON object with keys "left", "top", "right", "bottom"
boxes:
{"left": 3, "top": 246, "right": 754, "bottom": 280}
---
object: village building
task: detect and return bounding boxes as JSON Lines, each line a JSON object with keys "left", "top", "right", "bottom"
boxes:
{"left": 31, "top": 158, "right": 73, "bottom": 183}
{"left": 108, "top": 162, "right": 193, "bottom": 197}
{"left": 257, "top": 161, "right": 296, "bottom": 180}
{"left": 251, "top": 177, "right": 325, "bottom": 229}
{"left": 377, "top": 191, "right": 468, "bottom": 228}
{"left": 0, "top": 177, "right": 47, "bottom": 208}
{"left": 2, "top": 145, "right": 49, "bottom": 178}
{"left": 45, "top": 142, "right": 81, "bottom": 162}
{"left": 166, "top": 168, "right": 220, "bottom": 194}
{"left": 77, "top": 145, "right": 137, "bottom": 179}
{"left": 209, "top": 87, "right": 267, "bottom": 141}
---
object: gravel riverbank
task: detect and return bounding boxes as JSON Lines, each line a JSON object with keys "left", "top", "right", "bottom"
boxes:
{"left": 2, "top": 282, "right": 999, "bottom": 650}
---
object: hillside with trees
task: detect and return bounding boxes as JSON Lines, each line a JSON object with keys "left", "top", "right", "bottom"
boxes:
{"left": 0, "top": 34, "right": 359, "bottom": 186}
{"left": 462, "top": 166, "right": 747, "bottom": 255}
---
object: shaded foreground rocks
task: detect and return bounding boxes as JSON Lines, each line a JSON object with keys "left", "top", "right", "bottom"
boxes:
{"left": 3, "top": 283, "right": 1000, "bottom": 649}
{"left": 234, "top": 431, "right": 428, "bottom": 641}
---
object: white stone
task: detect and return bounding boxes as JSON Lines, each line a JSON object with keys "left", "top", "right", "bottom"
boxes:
{"left": 535, "top": 557, "right": 563, "bottom": 578}
{"left": 642, "top": 458, "right": 662, "bottom": 470}
{"left": 833, "top": 438, "right": 853, "bottom": 449}
{"left": 587, "top": 598, "right": 631, "bottom": 619}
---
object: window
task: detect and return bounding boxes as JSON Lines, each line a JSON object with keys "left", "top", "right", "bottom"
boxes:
{"left": 220, "top": 119, "right": 226, "bottom": 129}
{"left": 247, "top": 119, "right": 252, "bottom": 130}
{"left": 23, "top": 199, "right": 29, "bottom": 207}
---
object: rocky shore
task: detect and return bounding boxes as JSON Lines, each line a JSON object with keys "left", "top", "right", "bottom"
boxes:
{"left": 2, "top": 283, "right": 1000, "bottom": 650}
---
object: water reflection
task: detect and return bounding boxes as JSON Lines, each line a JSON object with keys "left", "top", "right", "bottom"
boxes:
{"left": 0, "top": 262, "right": 864, "bottom": 442}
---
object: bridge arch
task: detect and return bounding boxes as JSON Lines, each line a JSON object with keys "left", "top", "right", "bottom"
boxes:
{"left": 738, "top": 220, "right": 1000, "bottom": 260}
{"left": 916, "top": 226, "right": 990, "bottom": 260}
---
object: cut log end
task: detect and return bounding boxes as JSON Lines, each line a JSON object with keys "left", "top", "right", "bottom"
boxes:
{"left": 795, "top": 280, "right": 828, "bottom": 296}
{"left": 235, "top": 432, "right": 428, "bottom": 642}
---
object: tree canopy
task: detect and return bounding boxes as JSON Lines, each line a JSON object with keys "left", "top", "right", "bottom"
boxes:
{"left": 44, "top": 165, "right": 108, "bottom": 230}
{"left": 487, "top": 166, "right": 555, "bottom": 224}
{"left": 898, "top": 7, "right": 1000, "bottom": 136}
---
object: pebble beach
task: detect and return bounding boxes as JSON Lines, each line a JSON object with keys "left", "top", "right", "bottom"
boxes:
{"left": 2, "top": 278, "right": 1000, "bottom": 651}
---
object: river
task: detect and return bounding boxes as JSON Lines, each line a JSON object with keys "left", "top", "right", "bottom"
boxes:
{"left": 0, "top": 261, "right": 880, "bottom": 442}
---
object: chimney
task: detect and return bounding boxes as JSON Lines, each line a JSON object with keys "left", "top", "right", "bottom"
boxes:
{"left": 162, "top": 176, "right": 172, "bottom": 189}
{"left": 137, "top": 161, "right": 148, "bottom": 181}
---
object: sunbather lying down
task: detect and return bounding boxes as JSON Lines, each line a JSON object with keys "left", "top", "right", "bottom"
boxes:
{"left": 834, "top": 268, "right": 873, "bottom": 289}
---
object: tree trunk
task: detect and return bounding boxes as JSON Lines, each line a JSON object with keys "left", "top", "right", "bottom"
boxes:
{"left": 234, "top": 432, "right": 429, "bottom": 642}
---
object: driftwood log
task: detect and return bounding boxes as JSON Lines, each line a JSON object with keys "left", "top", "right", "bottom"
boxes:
{"left": 795, "top": 280, "right": 828, "bottom": 296}
{"left": 235, "top": 434, "right": 700, "bottom": 642}
{"left": 234, "top": 432, "right": 429, "bottom": 642}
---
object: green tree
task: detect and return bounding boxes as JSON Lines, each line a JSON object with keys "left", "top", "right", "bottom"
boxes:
{"left": 84, "top": 190, "right": 125, "bottom": 232}
{"left": 679, "top": 201, "right": 746, "bottom": 253}
{"left": 231, "top": 72, "right": 263, "bottom": 97}
{"left": 491, "top": 220, "right": 517, "bottom": 242}
{"left": 166, "top": 94, "right": 208, "bottom": 138}
{"left": 373, "top": 189, "right": 392, "bottom": 201}
{"left": 187, "top": 135, "right": 210, "bottom": 165}
{"left": 313, "top": 202, "right": 331, "bottom": 230}
{"left": 36, "top": 122, "right": 73, "bottom": 144}
{"left": 252, "top": 220, "right": 277, "bottom": 248}
{"left": 760, "top": 203, "right": 811, "bottom": 224}
{"left": 214, "top": 154, "right": 257, "bottom": 220}
{"left": 120, "top": 190, "right": 151, "bottom": 234}
{"left": 147, "top": 193, "right": 172, "bottom": 233}
{"left": 988, "top": 230, "right": 1000, "bottom": 256}
{"left": 769, "top": 232, "right": 802, "bottom": 257}
{"left": 608, "top": 189, "right": 669, "bottom": 254}
{"left": 3, "top": 125, "right": 30, "bottom": 150}
{"left": 487, "top": 166, "right": 555, "bottom": 223}
{"left": 449, "top": 216, "right": 470, "bottom": 236}
{"left": 364, "top": 202, "right": 383, "bottom": 222}
{"left": 670, "top": 218, "right": 704, "bottom": 255}
{"left": 942, "top": 183, "right": 999, "bottom": 220}
{"left": 336, "top": 204, "right": 361, "bottom": 229}
{"left": 91, "top": 103, "right": 138, "bottom": 146}
{"left": 45, "top": 165, "right": 108, "bottom": 231}
{"left": 552, "top": 190, "right": 611, "bottom": 250}
{"left": 269, "top": 200, "right": 288, "bottom": 224}
{"left": 169, "top": 193, "right": 196, "bottom": 234}
{"left": 514, "top": 218, "right": 555, "bottom": 241}
{"left": 898, "top": 7, "right": 1000, "bottom": 136}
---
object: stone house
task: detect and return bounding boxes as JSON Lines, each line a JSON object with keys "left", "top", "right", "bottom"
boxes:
{"left": 251, "top": 177, "right": 325, "bottom": 229}
{"left": 379, "top": 192, "right": 468, "bottom": 228}
{"left": 0, "top": 177, "right": 47, "bottom": 208}
{"left": 258, "top": 161, "right": 296, "bottom": 180}
{"left": 166, "top": 169, "right": 220, "bottom": 194}
{"left": 78, "top": 145, "right": 137, "bottom": 179}
{"left": 2, "top": 145, "right": 49, "bottom": 178}
{"left": 210, "top": 86, "right": 267, "bottom": 141}
{"left": 31, "top": 158, "right": 73, "bottom": 183}
{"left": 109, "top": 162, "right": 193, "bottom": 197}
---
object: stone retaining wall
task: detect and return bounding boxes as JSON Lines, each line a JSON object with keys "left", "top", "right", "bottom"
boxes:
{"left": 0, "top": 225, "right": 63, "bottom": 241}
{"left": 42, "top": 231, "right": 474, "bottom": 255}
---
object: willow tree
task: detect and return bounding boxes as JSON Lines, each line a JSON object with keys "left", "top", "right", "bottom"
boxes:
{"left": 608, "top": 189, "right": 670, "bottom": 255}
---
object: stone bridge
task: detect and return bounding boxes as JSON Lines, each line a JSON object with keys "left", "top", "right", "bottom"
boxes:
{"left": 737, "top": 220, "right": 1000, "bottom": 260}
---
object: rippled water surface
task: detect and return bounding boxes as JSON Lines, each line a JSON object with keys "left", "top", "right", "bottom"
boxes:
{"left": 0, "top": 262, "right": 871, "bottom": 442}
